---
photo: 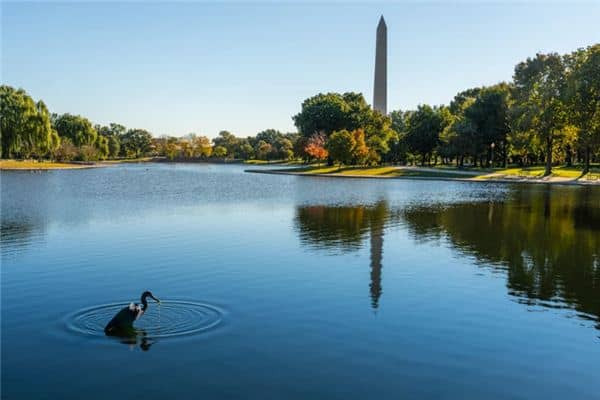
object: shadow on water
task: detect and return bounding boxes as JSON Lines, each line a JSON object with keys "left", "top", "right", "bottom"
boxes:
{"left": 294, "top": 186, "right": 600, "bottom": 329}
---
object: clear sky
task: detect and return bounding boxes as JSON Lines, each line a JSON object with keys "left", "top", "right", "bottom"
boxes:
{"left": 2, "top": 1, "right": 599, "bottom": 138}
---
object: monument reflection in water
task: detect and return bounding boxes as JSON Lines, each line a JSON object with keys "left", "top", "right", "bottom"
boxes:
{"left": 294, "top": 186, "right": 600, "bottom": 327}
{"left": 295, "top": 201, "right": 388, "bottom": 309}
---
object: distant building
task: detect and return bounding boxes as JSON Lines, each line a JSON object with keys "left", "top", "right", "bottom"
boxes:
{"left": 373, "top": 16, "right": 387, "bottom": 115}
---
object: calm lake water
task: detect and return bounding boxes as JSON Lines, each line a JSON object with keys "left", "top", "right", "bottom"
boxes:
{"left": 2, "top": 163, "right": 599, "bottom": 399}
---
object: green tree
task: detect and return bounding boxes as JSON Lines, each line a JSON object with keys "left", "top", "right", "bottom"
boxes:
{"left": 294, "top": 92, "right": 395, "bottom": 164}
{"left": 107, "top": 135, "right": 121, "bottom": 158}
{"left": 254, "top": 140, "right": 273, "bottom": 160}
{"left": 449, "top": 87, "right": 482, "bottom": 115}
{"left": 121, "top": 129, "right": 152, "bottom": 158}
{"left": 276, "top": 137, "right": 294, "bottom": 160}
{"left": 512, "top": 53, "right": 568, "bottom": 176}
{"left": 161, "top": 136, "right": 179, "bottom": 160}
{"left": 255, "top": 129, "right": 283, "bottom": 145}
{"left": 327, "top": 130, "right": 356, "bottom": 165}
{"left": 390, "top": 110, "right": 409, "bottom": 134}
{"left": 293, "top": 93, "right": 354, "bottom": 138}
{"left": 237, "top": 142, "right": 255, "bottom": 159}
{"left": 96, "top": 123, "right": 125, "bottom": 158}
{"left": 53, "top": 113, "right": 98, "bottom": 147}
{"left": 464, "top": 83, "right": 511, "bottom": 167}
{"left": 212, "top": 131, "right": 238, "bottom": 158}
{"left": 405, "top": 105, "right": 446, "bottom": 165}
{"left": 109, "top": 123, "right": 126, "bottom": 139}
{"left": 567, "top": 44, "right": 600, "bottom": 173}
{"left": 363, "top": 110, "right": 395, "bottom": 163}
{"left": 95, "top": 134, "right": 109, "bottom": 159}
{"left": 34, "top": 100, "right": 60, "bottom": 158}
{"left": 441, "top": 113, "right": 478, "bottom": 167}
{"left": 386, "top": 110, "right": 411, "bottom": 164}
{"left": 212, "top": 145, "right": 227, "bottom": 158}
{"left": 192, "top": 135, "right": 212, "bottom": 158}
{"left": 0, "top": 86, "right": 56, "bottom": 158}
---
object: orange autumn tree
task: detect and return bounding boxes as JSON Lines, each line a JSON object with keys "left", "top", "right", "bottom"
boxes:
{"left": 304, "top": 132, "right": 329, "bottom": 164}
{"left": 352, "top": 129, "right": 369, "bottom": 165}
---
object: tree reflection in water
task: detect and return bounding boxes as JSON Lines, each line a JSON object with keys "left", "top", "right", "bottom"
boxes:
{"left": 401, "top": 186, "right": 600, "bottom": 327}
{"left": 295, "top": 201, "right": 389, "bottom": 309}
{"left": 295, "top": 186, "right": 600, "bottom": 328}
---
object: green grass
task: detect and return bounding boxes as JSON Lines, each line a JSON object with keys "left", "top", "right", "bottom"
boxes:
{"left": 100, "top": 157, "right": 156, "bottom": 164}
{"left": 481, "top": 165, "right": 599, "bottom": 180}
{"left": 269, "top": 164, "right": 600, "bottom": 182}
{"left": 1, "top": 157, "right": 156, "bottom": 170}
{"left": 0, "top": 159, "right": 91, "bottom": 170}
{"left": 244, "top": 159, "right": 305, "bottom": 165}
{"left": 276, "top": 165, "right": 477, "bottom": 179}
{"left": 244, "top": 159, "right": 273, "bottom": 165}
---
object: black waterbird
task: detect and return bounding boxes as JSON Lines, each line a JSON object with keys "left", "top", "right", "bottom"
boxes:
{"left": 104, "top": 291, "right": 160, "bottom": 335}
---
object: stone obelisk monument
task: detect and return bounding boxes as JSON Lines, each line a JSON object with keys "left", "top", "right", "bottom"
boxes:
{"left": 373, "top": 16, "right": 387, "bottom": 115}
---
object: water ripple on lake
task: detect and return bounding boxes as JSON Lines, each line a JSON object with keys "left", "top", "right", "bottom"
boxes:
{"left": 64, "top": 300, "right": 224, "bottom": 340}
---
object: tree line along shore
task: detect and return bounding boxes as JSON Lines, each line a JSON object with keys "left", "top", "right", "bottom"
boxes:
{"left": 1, "top": 44, "right": 598, "bottom": 179}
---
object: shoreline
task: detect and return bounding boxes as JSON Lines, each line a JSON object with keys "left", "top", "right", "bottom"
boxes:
{"left": 245, "top": 166, "right": 600, "bottom": 187}
{"left": 0, "top": 160, "right": 103, "bottom": 170}
{"left": 3, "top": 159, "right": 598, "bottom": 187}
{"left": 0, "top": 158, "right": 158, "bottom": 171}
{"left": 0, "top": 157, "right": 249, "bottom": 170}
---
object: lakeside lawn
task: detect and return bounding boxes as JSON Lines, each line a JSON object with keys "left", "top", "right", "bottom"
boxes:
{"left": 0, "top": 159, "right": 93, "bottom": 170}
{"left": 471, "top": 165, "right": 600, "bottom": 181}
{"left": 243, "top": 159, "right": 305, "bottom": 165}
{"left": 100, "top": 157, "right": 157, "bottom": 164}
{"left": 262, "top": 163, "right": 600, "bottom": 182}
{"left": 273, "top": 165, "right": 481, "bottom": 179}
{"left": 0, "top": 158, "right": 157, "bottom": 170}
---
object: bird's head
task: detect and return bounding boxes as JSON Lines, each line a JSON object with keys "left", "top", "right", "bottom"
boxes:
{"left": 141, "top": 291, "right": 160, "bottom": 305}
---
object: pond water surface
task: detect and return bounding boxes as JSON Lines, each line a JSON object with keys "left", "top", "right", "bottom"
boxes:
{"left": 2, "top": 163, "right": 599, "bottom": 399}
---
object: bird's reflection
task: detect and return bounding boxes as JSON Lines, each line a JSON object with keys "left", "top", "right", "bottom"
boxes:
{"left": 106, "top": 328, "right": 156, "bottom": 351}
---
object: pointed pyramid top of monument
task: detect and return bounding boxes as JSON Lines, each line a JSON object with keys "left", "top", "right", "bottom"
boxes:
{"left": 378, "top": 15, "right": 386, "bottom": 27}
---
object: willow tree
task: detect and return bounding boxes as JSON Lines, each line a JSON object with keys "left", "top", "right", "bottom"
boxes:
{"left": 53, "top": 113, "right": 98, "bottom": 147}
{"left": 0, "top": 85, "right": 57, "bottom": 158}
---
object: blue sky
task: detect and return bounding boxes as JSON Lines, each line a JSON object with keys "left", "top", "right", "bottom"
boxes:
{"left": 2, "top": 2, "right": 599, "bottom": 138}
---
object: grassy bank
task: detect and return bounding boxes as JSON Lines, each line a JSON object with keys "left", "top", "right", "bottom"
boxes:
{"left": 271, "top": 165, "right": 475, "bottom": 179}
{"left": 0, "top": 159, "right": 98, "bottom": 170}
{"left": 99, "top": 157, "right": 157, "bottom": 164}
{"left": 243, "top": 159, "right": 305, "bottom": 165}
{"left": 246, "top": 164, "right": 600, "bottom": 184}
{"left": 477, "top": 165, "right": 596, "bottom": 179}
{"left": 0, "top": 157, "right": 156, "bottom": 170}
